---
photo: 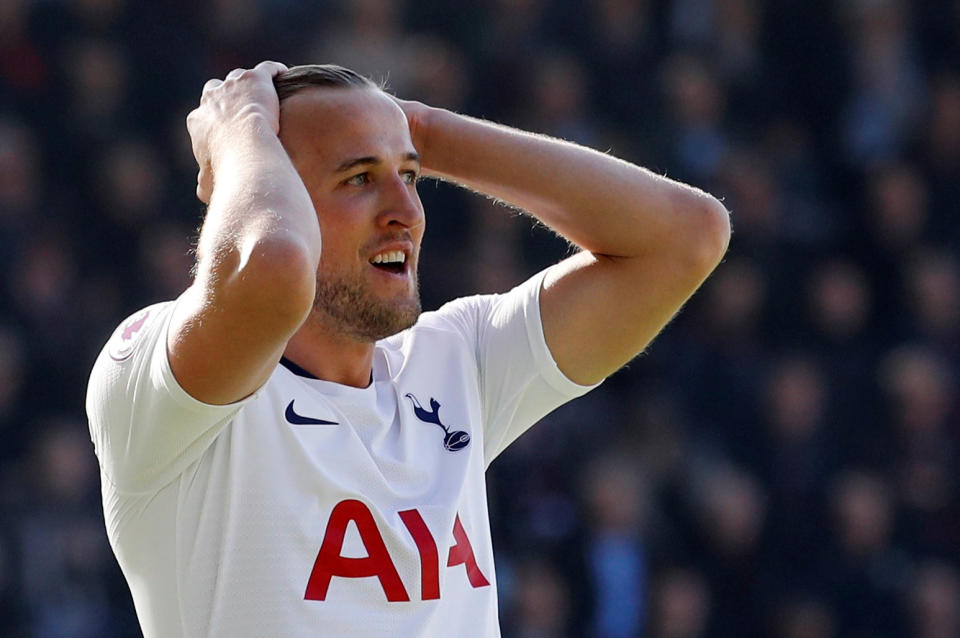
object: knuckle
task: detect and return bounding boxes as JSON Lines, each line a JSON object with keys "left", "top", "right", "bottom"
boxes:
{"left": 259, "top": 60, "right": 287, "bottom": 73}
{"left": 227, "top": 67, "right": 255, "bottom": 83}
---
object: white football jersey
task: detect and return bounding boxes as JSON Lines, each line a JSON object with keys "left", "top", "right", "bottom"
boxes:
{"left": 86, "top": 272, "right": 597, "bottom": 638}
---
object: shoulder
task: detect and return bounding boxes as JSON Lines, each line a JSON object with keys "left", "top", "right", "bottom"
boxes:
{"left": 102, "top": 301, "right": 176, "bottom": 363}
{"left": 382, "top": 294, "right": 495, "bottom": 351}
{"left": 86, "top": 298, "right": 186, "bottom": 429}
{"left": 380, "top": 274, "right": 547, "bottom": 355}
{"left": 87, "top": 300, "right": 181, "bottom": 418}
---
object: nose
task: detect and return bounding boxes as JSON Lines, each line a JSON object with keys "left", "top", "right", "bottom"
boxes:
{"left": 376, "top": 174, "right": 424, "bottom": 230}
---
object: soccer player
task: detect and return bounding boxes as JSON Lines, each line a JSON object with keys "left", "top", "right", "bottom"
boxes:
{"left": 86, "top": 61, "right": 730, "bottom": 637}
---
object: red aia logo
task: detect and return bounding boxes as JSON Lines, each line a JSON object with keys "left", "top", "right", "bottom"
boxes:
{"left": 304, "top": 499, "right": 490, "bottom": 602}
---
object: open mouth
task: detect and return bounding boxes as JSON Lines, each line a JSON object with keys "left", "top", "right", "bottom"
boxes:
{"left": 369, "top": 250, "right": 407, "bottom": 274}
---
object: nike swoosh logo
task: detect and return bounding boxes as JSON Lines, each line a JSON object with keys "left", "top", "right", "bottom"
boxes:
{"left": 285, "top": 400, "right": 339, "bottom": 426}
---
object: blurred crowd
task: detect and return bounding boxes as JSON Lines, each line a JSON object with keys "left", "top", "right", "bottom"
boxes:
{"left": 1, "top": 0, "right": 959, "bottom": 636}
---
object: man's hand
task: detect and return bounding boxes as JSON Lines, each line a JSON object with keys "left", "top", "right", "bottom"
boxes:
{"left": 187, "top": 61, "right": 288, "bottom": 203}
{"left": 392, "top": 97, "right": 437, "bottom": 176}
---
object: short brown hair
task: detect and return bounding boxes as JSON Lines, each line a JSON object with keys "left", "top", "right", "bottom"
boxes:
{"left": 273, "top": 64, "right": 379, "bottom": 102}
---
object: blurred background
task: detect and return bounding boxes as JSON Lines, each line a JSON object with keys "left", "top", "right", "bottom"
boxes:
{"left": 1, "top": 0, "right": 959, "bottom": 636}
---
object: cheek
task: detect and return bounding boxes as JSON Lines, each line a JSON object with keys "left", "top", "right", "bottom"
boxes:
{"left": 316, "top": 220, "right": 366, "bottom": 273}
{"left": 315, "top": 200, "right": 365, "bottom": 249}
{"left": 318, "top": 239, "right": 357, "bottom": 272}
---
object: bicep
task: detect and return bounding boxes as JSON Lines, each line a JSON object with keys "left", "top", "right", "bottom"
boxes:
{"left": 539, "top": 248, "right": 720, "bottom": 386}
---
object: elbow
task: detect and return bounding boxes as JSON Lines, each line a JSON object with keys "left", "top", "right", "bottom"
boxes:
{"left": 698, "top": 195, "right": 732, "bottom": 267}
{"left": 675, "top": 192, "right": 731, "bottom": 274}
{"left": 243, "top": 234, "right": 318, "bottom": 322}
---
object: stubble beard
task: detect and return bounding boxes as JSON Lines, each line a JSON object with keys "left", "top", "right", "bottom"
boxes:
{"left": 313, "top": 270, "right": 421, "bottom": 342}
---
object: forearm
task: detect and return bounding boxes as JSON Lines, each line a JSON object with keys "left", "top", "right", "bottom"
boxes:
{"left": 415, "top": 107, "right": 727, "bottom": 261}
{"left": 198, "top": 114, "right": 321, "bottom": 281}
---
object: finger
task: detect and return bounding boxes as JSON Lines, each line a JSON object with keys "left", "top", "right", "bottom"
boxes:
{"left": 185, "top": 110, "right": 206, "bottom": 157}
{"left": 186, "top": 107, "right": 204, "bottom": 129}
{"left": 186, "top": 112, "right": 201, "bottom": 153}
{"left": 202, "top": 78, "right": 223, "bottom": 94}
{"left": 253, "top": 60, "right": 289, "bottom": 78}
{"left": 197, "top": 165, "right": 213, "bottom": 204}
{"left": 226, "top": 67, "right": 248, "bottom": 81}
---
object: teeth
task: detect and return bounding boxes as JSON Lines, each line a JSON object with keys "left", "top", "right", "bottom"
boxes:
{"left": 370, "top": 251, "right": 406, "bottom": 265}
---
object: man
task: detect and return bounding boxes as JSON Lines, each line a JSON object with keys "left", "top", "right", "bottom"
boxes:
{"left": 86, "top": 61, "right": 729, "bottom": 637}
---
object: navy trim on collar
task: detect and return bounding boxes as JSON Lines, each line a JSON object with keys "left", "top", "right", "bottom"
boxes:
{"left": 280, "top": 357, "right": 320, "bottom": 380}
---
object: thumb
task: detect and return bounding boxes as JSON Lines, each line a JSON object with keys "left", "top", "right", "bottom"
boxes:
{"left": 197, "top": 162, "right": 213, "bottom": 204}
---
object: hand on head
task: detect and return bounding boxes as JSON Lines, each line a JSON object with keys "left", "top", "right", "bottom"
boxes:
{"left": 187, "top": 61, "right": 288, "bottom": 203}
{"left": 388, "top": 96, "right": 431, "bottom": 167}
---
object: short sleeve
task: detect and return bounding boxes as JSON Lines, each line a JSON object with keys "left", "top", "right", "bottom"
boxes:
{"left": 85, "top": 298, "right": 256, "bottom": 493}
{"left": 432, "top": 271, "right": 602, "bottom": 466}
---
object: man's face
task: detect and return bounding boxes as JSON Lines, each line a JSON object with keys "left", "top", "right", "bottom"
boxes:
{"left": 279, "top": 88, "right": 425, "bottom": 342}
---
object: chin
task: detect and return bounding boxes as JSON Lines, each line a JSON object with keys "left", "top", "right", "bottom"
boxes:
{"left": 314, "top": 273, "right": 422, "bottom": 341}
{"left": 376, "top": 297, "right": 422, "bottom": 338}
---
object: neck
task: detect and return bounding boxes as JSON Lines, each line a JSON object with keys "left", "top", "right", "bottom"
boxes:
{"left": 283, "top": 316, "right": 376, "bottom": 388}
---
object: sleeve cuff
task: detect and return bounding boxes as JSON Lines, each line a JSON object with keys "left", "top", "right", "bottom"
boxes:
{"left": 521, "top": 270, "right": 603, "bottom": 398}
{"left": 152, "top": 294, "right": 263, "bottom": 414}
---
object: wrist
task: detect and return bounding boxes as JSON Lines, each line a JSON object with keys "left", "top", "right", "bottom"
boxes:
{"left": 404, "top": 102, "right": 440, "bottom": 163}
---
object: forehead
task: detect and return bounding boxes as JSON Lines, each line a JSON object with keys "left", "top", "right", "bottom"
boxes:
{"left": 278, "top": 88, "right": 414, "bottom": 169}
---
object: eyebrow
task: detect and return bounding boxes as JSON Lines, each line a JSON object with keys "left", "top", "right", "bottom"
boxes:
{"left": 334, "top": 152, "right": 421, "bottom": 173}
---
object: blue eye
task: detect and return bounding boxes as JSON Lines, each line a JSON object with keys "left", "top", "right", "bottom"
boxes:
{"left": 346, "top": 173, "right": 368, "bottom": 186}
{"left": 402, "top": 171, "right": 419, "bottom": 184}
